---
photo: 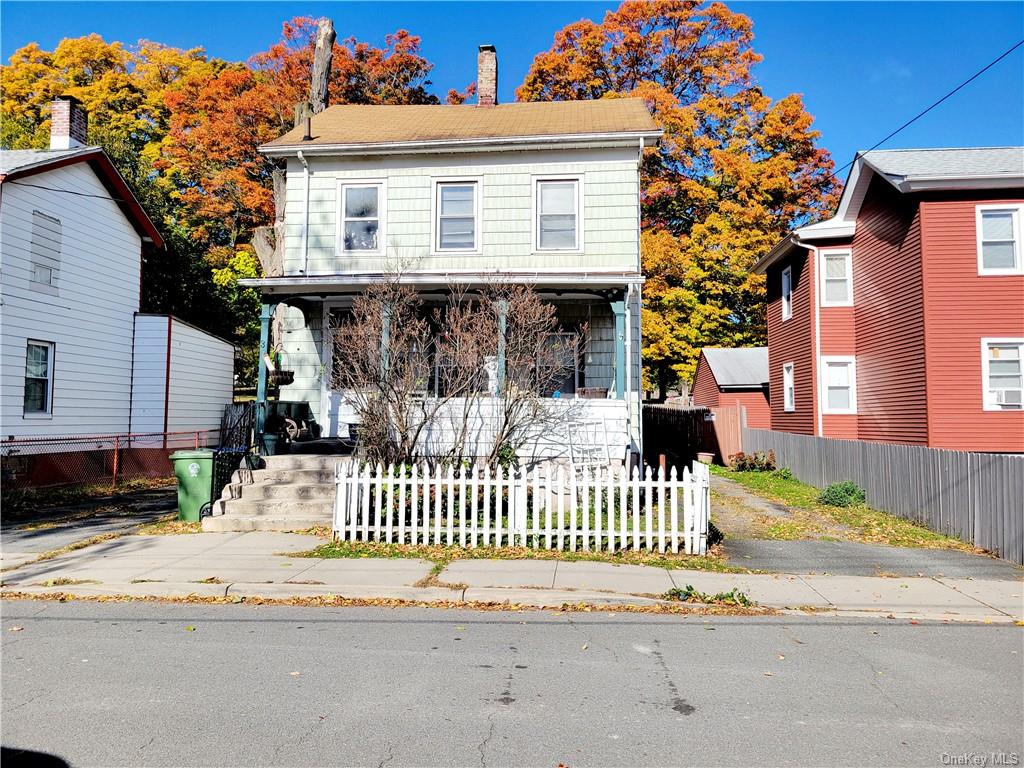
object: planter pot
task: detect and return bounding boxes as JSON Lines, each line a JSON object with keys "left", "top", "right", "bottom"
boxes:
{"left": 696, "top": 451, "right": 715, "bottom": 464}
{"left": 269, "top": 370, "right": 295, "bottom": 387}
{"left": 262, "top": 434, "right": 281, "bottom": 456}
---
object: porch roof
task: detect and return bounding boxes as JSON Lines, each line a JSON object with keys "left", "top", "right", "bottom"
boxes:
{"left": 240, "top": 271, "right": 644, "bottom": 297}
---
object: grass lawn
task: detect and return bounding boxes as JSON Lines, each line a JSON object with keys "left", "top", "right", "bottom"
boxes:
{"left": 711, "top": 465, "right": 978, "bottom": 552}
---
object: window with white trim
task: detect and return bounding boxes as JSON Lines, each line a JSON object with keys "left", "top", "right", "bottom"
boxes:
{"left": 982, "top": 339, "right": 1023, "bottom": 410}
{"left": 536, "top": 179, "right": 579, "bottom": 250}
{"left": 781, "top": 266, "right": 792, "bottom": 320}
{"left": 340, "top": 183, "right": 383, "bottom": 253}
{"left": 821, "top": 250, "right": 853, "bottom": 306}
{"left": 821, "top": 357, "right": 857, "bottom": 414}
{"left": 977, "top": 205, "right": 1023, "bottom": 274}
{"left": 782, "top": 363, "right": 795, "bottom": 412}
{"left": 435, "top": 181, "right": 478, "bottom": 251}
{"left": 24, "top": 340, "right": 54, "bottom": 415}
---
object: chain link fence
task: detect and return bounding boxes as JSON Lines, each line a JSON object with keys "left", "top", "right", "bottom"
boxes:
{"left": 1, "top": 430, "right": 219, "bottom": 491}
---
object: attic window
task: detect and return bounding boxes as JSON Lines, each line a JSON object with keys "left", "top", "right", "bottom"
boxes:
{"left": 977, "top": 205, "right": 1023, "bottom": 274}
{"left": 30, "top": 211, "right": 61, "bottom": 292}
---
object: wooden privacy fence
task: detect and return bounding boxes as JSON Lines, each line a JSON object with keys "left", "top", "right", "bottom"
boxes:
{"left": 743, "top": 428, "right": 1024, "bottom": 564}
{"left": 642, "top": 404, "right": 744, "bottom": 466}
{"left": 334, "top": 461, "right": 711, "bottom": 555}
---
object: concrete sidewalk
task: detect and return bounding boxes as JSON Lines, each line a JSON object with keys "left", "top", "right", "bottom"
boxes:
{"left": 1, "top": 531, "right": 1021, "bottom": 623}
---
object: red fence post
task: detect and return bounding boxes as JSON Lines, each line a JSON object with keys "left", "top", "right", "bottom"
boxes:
{"left": 112, "top": 436, "right": 121, "bottom": 489}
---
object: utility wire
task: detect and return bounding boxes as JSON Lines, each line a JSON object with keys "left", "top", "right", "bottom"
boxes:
{"left": 3, "top": 179, "right": 127, "bottom": 202}
{"left": 826, "top": 37, "right": 1024, "bottom": 184}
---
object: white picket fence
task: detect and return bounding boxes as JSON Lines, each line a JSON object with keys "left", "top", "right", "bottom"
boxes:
{"left": 333, "top": 461, "right": 711, "bottom": 555}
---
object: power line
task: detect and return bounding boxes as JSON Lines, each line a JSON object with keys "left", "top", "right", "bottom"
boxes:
{"left": 826, "top": 37, "right": 1024, "bottom": 183}
{"left": 3, "top": 179, "right": 127, "bottom": 202}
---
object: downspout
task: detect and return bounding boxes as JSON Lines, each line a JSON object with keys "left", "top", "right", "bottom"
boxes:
{"left": 625, "top": 283, "right": 634, "bottom": 464}
{"left": 297, "top": 150, "right": 310, "bottom": 274}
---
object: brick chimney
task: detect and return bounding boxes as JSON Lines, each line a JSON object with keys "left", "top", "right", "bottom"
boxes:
{"left": 50, "top": 96, "right": 88, "bottom": 150}
{"left": 477, "top": 45, "right": 497, "bottom": 107}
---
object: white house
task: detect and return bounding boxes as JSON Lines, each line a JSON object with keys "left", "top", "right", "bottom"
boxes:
{"left": 0, "top": 97, "right": 234, "bottom": 481}
{"left": 242, "top": 46, "right": 660, "bottom": 466}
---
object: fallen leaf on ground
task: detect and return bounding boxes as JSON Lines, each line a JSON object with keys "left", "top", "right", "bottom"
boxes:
{"left": 8, "top": 626, "right": 23, "bottom": 632}
{"left": 290, "top": 671, "right": 300, "bottom": 676}
{"left": 777, "top": 654, "right": 785, "bottom": 660}
{"left": 581, "top": 644, "right": 588, "bottom": 651}
{"left": 763, "top": 671, "right": 773, "bottom": 677}
{"left": 184, "top": 626, "right": 196, "bottom": 632}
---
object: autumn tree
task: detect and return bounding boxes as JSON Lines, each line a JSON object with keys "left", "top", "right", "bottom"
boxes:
{"left": 518, "top": 0, "right": 839, "bottom": 395}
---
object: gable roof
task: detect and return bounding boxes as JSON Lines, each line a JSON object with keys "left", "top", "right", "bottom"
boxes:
{"left": 700, "top": 347, "right": 768, "bottom": 389}
{"left": 754, "top": 146, "right": 1024, "bottom": 273}
{"left": 0, "top": 146, "right": 163, "bottom": 247}
{"left": 261, "top": 98, "right": 661, "bottom": 155}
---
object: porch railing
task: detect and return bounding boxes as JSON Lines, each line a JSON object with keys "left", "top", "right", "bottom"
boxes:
{"left": 334, "top": 461, "right": 710, "bottom": 555}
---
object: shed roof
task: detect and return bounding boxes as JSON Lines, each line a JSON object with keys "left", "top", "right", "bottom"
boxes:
{"left": 700, "top": 347, "right": 769, "bottom": 388}
{"left": 261, "top": 98, "right": 660, "bottom": 153}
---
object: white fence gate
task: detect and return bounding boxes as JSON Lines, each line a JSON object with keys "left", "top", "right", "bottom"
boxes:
{"left": 334, "top": 461, "right": 711, "bottom": 555}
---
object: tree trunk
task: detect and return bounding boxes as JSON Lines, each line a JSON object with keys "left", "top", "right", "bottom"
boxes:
{"left": 310, "top": 18, "right": 336, "bottom": 114}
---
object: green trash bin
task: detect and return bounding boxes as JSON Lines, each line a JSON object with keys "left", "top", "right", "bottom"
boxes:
{"left": 170, "top": 449, "right": 214, "bottom": 522}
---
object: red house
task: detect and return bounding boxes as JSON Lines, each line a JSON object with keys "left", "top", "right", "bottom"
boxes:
{"left": 753, "top": 147, "right": 1024, "bottom": 453}
{"left": 691, "top": 347, "right": 770, "bottom": 428}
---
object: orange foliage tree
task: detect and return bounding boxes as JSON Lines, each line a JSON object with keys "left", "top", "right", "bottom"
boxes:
{"left": 518, "top": 0, "right": 839, "bottom": 395}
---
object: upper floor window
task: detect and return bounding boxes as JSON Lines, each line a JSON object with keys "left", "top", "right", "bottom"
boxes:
{"left": 982, "top": 338, "right": 1023, "bottom": 410}
{"left": 24, "top": 340, "right": 54, "bottom": 416}
{"left": 782, "top": 362, "right": 795, "bottom": 412}
{"left": 340, "top": 182, "right": 384, "bottom": 254}
{"left": 781, "top": 266, "right": 793, "bottom": 320}
{"left": 435, "top": 180, "right": 479, "bottom": 252}
{"left": 821, "top": 356, "right": 857, "bottom": 414}
{"left": 30, "top": 211, "right": 61, "bottom": 292}
{"left": 977, "top": 205, "right": 1023, "bottom": 275}
{"left": 820, "top": 250, "right": 853, "bottom": 306}
{"left": 535, "top": 178, "right": 580, "bottom": 251}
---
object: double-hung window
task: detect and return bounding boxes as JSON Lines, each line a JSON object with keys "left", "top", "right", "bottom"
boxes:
{"left": 536, "top": 178, "right": 580, "bottom": 251}
{"left": 24, "top": 340, "right": 54, "bottom": 416}
{"left": 781, "top": 266, "right": 793, "bottom": 320}
{"left": 821, "top": 356, "right": 857, "bottom": 414}
{"left": 820, "top": 250, "right": 853, "bottom": 306}
{"left": 977, "top": 205, "right": 1023, "bottom": 274}
{"left": 782, "top": 363, "right": 795, "bottom": 412}
{"left": 435, "top": 181, "right": 479, "bottom": 252}
{"left": 982, "top": 338, "right": 1023, "bottom": 410}
{"left": 340, "top": 182, "right": 384, "bottom": 254}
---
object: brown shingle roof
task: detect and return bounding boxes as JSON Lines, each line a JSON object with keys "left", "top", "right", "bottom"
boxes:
{"left": 261, "top": 98, "right": 659, "bottom": 150}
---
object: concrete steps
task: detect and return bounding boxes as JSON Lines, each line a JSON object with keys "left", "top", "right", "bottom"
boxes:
{"left": 201, "top": 454, "right": 348, "bottom": 532}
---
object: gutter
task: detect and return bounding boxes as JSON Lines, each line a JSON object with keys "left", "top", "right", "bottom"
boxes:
{"left": 297, "top": 150, "right": 310, "bottom": 274}
{"left": 239, "top": 271, "right": 646, "bottom": 291}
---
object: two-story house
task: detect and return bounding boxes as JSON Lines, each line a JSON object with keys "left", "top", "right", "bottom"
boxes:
{"left": 753, "top": 147, "right": 1024, "bottom": 453}
{"left": 243, "top": 46, "right": 660, "bottom": 464}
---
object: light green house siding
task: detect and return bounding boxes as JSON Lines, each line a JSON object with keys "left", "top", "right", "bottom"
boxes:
{"left": 282, "top": 147, "right": 640, "bottom": 275}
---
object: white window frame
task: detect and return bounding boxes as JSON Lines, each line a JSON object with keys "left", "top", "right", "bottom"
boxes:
{"left": 981, "top": 337, "right": 1024, "bottom": 411}
{"left": 819, "top": 249, "right": 853, "bottom": 307}
{"left": 976, "top": 204, "right": 1024, "bottom": 275}
{"left": 336, "top": 179, "right": 387, "bottom": 256}
{"left": 820, "top": 355, "right": 857, "bottom": 415}
{"left": 782, "top": 362, "right": 795, "bottom": 412}
{"left": 781, "top": 265, "right": 793, "bottom": 321}
{"left": 24, "top": 340, "right": 55, "bottom": 418}
{"left": 532, "top": 175, "right": 583, "bottom": 253}
{"left": 431, "top": 177, "right": 482, "bottom": 255}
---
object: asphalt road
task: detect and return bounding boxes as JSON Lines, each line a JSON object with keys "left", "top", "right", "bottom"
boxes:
{"left": 2, "top": 601, "right": 1021, "bottom": 768}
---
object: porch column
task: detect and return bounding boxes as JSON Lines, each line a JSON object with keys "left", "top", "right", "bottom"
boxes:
{"left": 495, "top": 299, "right": 508, "bottom": 395}
{"left": 611, "top": 298, "right": 626, "bottom": 399}
{"left": 255, "top": 301, "right": 277, "bottom": 445}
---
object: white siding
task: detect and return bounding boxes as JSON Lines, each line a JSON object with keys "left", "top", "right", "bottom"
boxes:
{"left": 0, "top": 163, "right": 142, "bottom": 438}
{"left": 165, "top": 319, "right": 234, "bottom": 435}
{"left": 283, "top": 148, "right": 641, "bottom": 276}
{"left": 129, "top": 315, "right": 169, "bottom": 434}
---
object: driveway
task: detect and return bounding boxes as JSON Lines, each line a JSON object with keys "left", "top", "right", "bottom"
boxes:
{"left": 712, "top": 476, "right": 1022, "bottom": 580}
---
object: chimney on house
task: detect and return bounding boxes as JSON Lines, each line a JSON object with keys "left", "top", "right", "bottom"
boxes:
{"left": 50, "top": 96, "right": 88, "bottom": 150}
{"left": 477, "top": 45, "right": 498, "bottom": 107}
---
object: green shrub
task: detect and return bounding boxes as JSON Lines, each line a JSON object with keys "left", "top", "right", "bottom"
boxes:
{"left": 728, "top": 450, "right": 776, "bottom": 472}
{"left": 818, "top": 481, "right": 866, "bottom": 507}
{"left": 772, "top": 467, "right": 793, "bottom": 480}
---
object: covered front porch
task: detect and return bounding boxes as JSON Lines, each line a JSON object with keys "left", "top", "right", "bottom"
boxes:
{"left": 243, "top": 272, "right": 644, "bottom": 464}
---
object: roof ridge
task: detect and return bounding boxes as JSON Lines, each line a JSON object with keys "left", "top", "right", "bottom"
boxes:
{"left": 861, "top": 146, "right": 1024, "bottom": 153}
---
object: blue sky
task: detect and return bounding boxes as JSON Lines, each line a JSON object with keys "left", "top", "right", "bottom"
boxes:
{"left": 2, "top": 1, "right": 1022, "bottom": 169}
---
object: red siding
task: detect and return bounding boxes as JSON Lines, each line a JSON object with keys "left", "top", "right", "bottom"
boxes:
{"left": 690, "top": 354, "right": 721, "bottom": 408}
{"left": 766, "top": 252, "right": 816, "bottom": 434}
{"left": 720, "top": 390, "right": 771, "bottom": 429}
{"left": 921, "top": 192, "right": 1024, "bottom": 452}
{"left": 851, "top": 176, "right": 928, "bottom": 445}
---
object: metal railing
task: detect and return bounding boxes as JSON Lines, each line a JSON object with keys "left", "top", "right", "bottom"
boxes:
{"left": 1, "top": 430, "right": 219, "bottom": 491}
